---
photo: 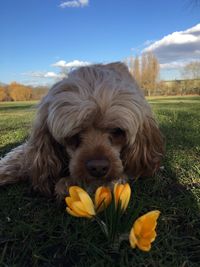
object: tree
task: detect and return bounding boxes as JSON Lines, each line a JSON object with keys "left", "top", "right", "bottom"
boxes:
{"left": 125, "top": 52, "right": 160, "bottom": 96}
{"left": 132, "top": 56, "right": 141, "bottom": 86}
{"left": 8, "top": 82, "right": 32, "bottom": 101}
{"left": 140, "top": 52, "right": 160, "bottom": 96}
{"left": 0, "top": 86, "right": 7, "bottom": 101}
{"left": 31, "top": 86, "right": 49, "bottom": 100}
{"left": 182, "top": 61, "right": 200, "bottom": 80}
{"left": 141, "top": 53, "right": 148, "bottom": 93}
{"left": 127, "top": 56, "right": 140, "bottom": 85}
{"left": 150, "top": 52, "right": 160, "bottom": 94}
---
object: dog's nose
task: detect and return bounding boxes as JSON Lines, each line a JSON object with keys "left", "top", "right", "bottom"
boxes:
{"left": 86, "top": 159, "right": 110, "bottom": 177}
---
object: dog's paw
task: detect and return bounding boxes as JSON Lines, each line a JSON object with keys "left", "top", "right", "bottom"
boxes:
{"left": 54, "top": 177, "right": 71, "bottom": 202}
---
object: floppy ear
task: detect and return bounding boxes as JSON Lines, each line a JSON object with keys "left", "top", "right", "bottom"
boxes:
{"left": 105, "top": 62, "right": 134, "bottom": 81}
{"left": 27, "top": 100, "right": 68, "bottom": 195}
{"left": 122, "top": 116, "right": 164, "bottom": 178}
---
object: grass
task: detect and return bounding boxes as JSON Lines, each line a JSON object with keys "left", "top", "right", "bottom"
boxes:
{"left": 0, "top": 96, "right": 200, "bottom": 267}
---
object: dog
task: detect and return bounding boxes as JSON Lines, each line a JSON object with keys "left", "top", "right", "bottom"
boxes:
{"left": 0, "top": 62, "right": 164, "bottom": 200}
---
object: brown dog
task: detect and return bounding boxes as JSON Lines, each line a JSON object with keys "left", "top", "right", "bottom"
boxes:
{"left": 0, "top": 62, "right": 164, "bottom": 199}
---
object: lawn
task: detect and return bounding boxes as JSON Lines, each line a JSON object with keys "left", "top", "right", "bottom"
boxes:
{"left": 0, "top": 96, "right": 200, "bottom": 267}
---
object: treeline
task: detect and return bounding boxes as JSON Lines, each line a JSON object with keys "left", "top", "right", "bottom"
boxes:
{"left": 0, "top": 82, "right": 49, "bottom": 101}
{"left": 126, "top": 53, "right": 200, "bottom": 96}
{"left": 1, "top": 58, "right": 200, "bottom": 101}
{"left": 158, "top": 79, "right": 200, "bottom": 96}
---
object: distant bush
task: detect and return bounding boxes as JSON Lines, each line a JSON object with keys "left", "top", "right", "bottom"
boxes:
{"left": 0, "top": 86, "right": 7, "bottom": 101}
{"left": 7, "top": 82, "right": 32, "bottom": 101}
{"left": 0, "top": 82, "right": 49, "bottom": 101}
{"left": 31, "top": 86, "right": 49, "bottom": 100}
{"left": 155, "top": 79, "right": 200, "bottom": 96}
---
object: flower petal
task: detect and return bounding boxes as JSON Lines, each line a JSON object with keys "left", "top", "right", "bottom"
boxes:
{"left": 129, "top": 210, "right": 161, "bottom": 251}
{"left": 114, "top": 183, "right": 125, "bottom": 207}
{"left": 129, "top": 227, "right": 137, "bottom": 248}
{"left": 71, "top": 201, "right": 93, "bottom": 218}
{"left": 95, "top": 187, "right": 112, "bottom": 212}
{"left": 65, "top": 197, "right": 74, "bottom": 208}
{"left": 69, "top": 186, "right": 86, "bottom": 201}
{"left": 133, "top": 218, "right": 142, "bottom": 236}
{"left": 66, "top": 207, "right": 80, "bottom": 217}
{"left": 120, "top": 183, "right": 131, "bottom": 211}
{"left": 140, "top": 210, "right": 160, "bottom": 232}
{"left": 143, "top": 210, "right": 160, "bottom": 221}
{"left": 78, "top": 191, "right": 96, "bottom": 216}
{"left": 95, "top": 187, "right": 103, "bottom": 208}
{"left": 137, "top": 241, "right": 151, "bottom": 252}
{"left": 101, "top": 191, "right": 112, "bottom": 205}
{"left": 142, "top": 230, "right": 157, "bottom": 242}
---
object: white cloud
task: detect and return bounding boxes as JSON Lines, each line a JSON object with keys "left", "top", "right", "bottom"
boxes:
{"left": 143, "top": 40, "right": 155, "bottom": 46}
{"left": 51, "top": 60, "right": 67, "bottom": 68}
{"left": 52, "top": 59, "right": 91, "bottom": 68}
{"left": 59, "top": 0, "right": 89, "bottom": 8}
{"left": 143, "top": 23, "right": 200, "bottom": 68}
{"left": 21, "top": 80, "right": 51, "bottom": 87}
{"left": 21, "top": 59, "right": 91, "bottom": 86}
{"left": 160, "top": 61, "right": 188, "bottom": 70}
{"left": 44, "top": 72, "right": 59, "bottom": 78}
{"left": 22, "top": 71, "right": 64, "bottom": 79}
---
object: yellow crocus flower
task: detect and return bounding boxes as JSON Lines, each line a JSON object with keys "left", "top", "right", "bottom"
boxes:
{"left": 65, "top": 186, "right": 96, "bottom": 218}
{"left": 129, "top": 210, "right": 161, "bottom": 252}
{"left": 113, "top": 183, "right": 131, "bottom": 211}
{"left": 95, "top": 186, "right": 112, "bottom": 212}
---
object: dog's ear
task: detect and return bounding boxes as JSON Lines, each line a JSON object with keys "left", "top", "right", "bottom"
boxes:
{"left": 27, "top": 99, "right": 65, "bottom": 195}
{"left": 105, "top": 62, "right": 134, "bottom": 80}
{"left": 122, "top": 116, "right": 164, "bottom": 178}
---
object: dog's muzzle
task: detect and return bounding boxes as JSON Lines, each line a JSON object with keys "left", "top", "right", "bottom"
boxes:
{"left": 86, "top": 158, "right": 110, "bottom": 177}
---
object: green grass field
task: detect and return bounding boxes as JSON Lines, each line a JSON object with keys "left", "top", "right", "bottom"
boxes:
{"left": 0, "top": 96, "right": 200, "bottom": 267}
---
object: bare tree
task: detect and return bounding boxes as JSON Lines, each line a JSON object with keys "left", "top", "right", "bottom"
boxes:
{"left": 182, "top": 61, "right": 200, "bottom": 79}
{"left": 125, "top": 52, "right": 160, "bottom": 96}
{"left": 128, "top": 55, "right": 141, "bottom": 86}
{"left": 141, "top": 53, "right": 148, "bottom": 93}
{"left": 133, "top": 56, "right": 141, "bottom": 86}
{"left": 141, "top": 52, "right": 160, "bottom": 96}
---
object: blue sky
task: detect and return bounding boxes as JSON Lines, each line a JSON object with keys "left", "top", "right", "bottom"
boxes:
{"left": 0, "top": 0, "right": 200, "bottom": 85}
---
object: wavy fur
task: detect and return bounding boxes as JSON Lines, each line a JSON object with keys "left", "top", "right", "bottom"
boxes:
{"left": 0, "top": 62, "right": 164, "bottom": 199}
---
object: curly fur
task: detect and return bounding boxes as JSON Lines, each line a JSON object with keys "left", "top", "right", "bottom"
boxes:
{"left": 0, "top": 62, "right": 164, "bottom": 199}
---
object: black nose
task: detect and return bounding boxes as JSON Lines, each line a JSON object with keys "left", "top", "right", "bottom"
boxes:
{"left": 86, "top": 159, "right": 110, "bottom": 177}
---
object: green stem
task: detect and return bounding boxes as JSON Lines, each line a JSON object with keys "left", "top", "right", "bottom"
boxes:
{"left": 94, "top": 216, "right": 109, "bottom": 238}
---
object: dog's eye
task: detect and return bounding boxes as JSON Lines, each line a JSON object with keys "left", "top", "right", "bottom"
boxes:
{"left": 110, "top": 128, "right": 125, "bottom": 138}
{"left": 109, "top": 128, "right": 126, "bottom": 144}
{"left": 66, "top": 134, "right": 81, "bottom": 149}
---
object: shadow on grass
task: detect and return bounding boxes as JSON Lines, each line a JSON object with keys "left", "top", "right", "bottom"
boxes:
{"left": 1, "top": 177, "right": 199, "bottom": 267}
{"left": 0, "top": 152, "right": 199, "bottom": 266}
{"left": 130, "top": 166, "right": 200, "bottom": 266}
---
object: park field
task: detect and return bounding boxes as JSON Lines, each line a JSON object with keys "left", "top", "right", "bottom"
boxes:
{"left": 0, "top": 96, "right": 200, "bottom": 267}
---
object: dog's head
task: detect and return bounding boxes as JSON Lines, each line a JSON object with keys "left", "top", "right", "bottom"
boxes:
{"left": 28, "top": 62, "right": 164, "bottom": 194}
